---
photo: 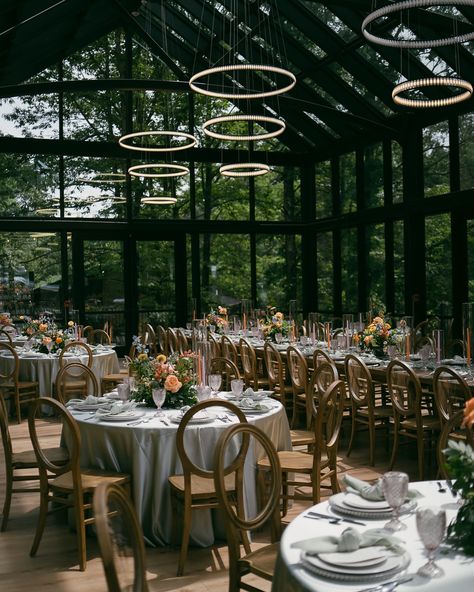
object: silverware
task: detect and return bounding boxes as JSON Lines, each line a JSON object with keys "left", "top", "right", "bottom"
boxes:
{"left": 356, "top": 575, "right": 412, "bottom": 592}
{"left": 307, "top": 511, "right": 366, "bottom": 526}
{"left": 437, "top": 481, "right": 446, "bottom": 493}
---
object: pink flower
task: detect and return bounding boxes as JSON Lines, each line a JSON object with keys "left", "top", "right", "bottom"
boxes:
{"left": 165, "top": 374, "right": 182, "bottom": 393}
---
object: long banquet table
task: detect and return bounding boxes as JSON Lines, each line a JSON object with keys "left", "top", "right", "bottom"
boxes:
{"left": 70, "top": 397, "right": 292, "bottom": 547}
{"left": 272, "top": 480, "right": 473, "bottom": 592}
{"left": 0, "top": 345, "right": 119, "bottom": 396}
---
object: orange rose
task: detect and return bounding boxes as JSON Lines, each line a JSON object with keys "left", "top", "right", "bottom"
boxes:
{"left": 462, "top": 398, "right": 474, "bottom": 429}
{"left": 39, "top": 323, "right": 48, "bottom": 332}
{"left": 164, "top": 374, "right": 182, "bottom": 393}
{"left": 42, "top": 336, "right": 52, "bottom": 344}
{"left": 55, "top": 337, "right": 63, "bottom": 344}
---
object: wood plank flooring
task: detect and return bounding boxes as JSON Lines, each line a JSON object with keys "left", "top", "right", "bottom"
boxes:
{"left": 0, "top": 416, "right": 422, "bottom": 592}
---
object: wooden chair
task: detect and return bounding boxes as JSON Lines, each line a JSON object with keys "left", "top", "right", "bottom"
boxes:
{"left": 0, "top": 342, "right": 39, "bottom": 423}
{"left": 93, "top": 482, "right": 149, "bottom": 592}
{"left": 83, "top": 325, "right": 94, "bottom": 341}
{"left": 263, "top": 341, "right": 293, "bottom": 413}
{"left": 167, "top": 327, "right": 178, "bottom": 354}
{"left": 214, "top": 423, "right": 282, "bottom": 592}
{"left": 312, "top": 348, "right": 333, "bottom": 367}
{"left": 0, "top": 328, "right": 13, "bottom": 344}
{"left": 239, "top": 338, "right": 269, "bottom": 390}
{"left": 286, "top": 346, "right": 309, "bottom": 429}
{"left": 28, "top": 397, "right": 130, "bottom": 571}
{"left": 209, "top": 357, "right": 241, "bottom": 390}
{"left": 90, "top": 329, "right": 111, "bottom": 345}
{"left": 143, "top": 323, "right": 157, "bottom": 356}
{"left": 0, "top": 396, "right": 67, "bottom": 531}
{"left": 55, "top": 362, "right": 99, "bottom": 405}
{"left": 176, "top": 328, "right": 189, "bottom": 354}
{"left": 344, "top": 354, "right": 392, "bottom": 465}
{"left": 433, "top": 366, "right": 471, "bottom": 430}
{"left": 208, "top": 332, "right": 221, "bottom": 358}
{"left": 258, "top": 379, "right": 345, "bottom": 516}
{"left": 221, "top": 334, "right": 240, "bottom": 370}
{"left": 59, "top": 340, "right": 93, "bottom": 368}
{"left": 386, "top": 359, "right": 440, "bottom": 481}
{"left": 168, "top": 399, "right": 247, "bottom": 576}
{"left": 156, "top": 325, "right": 167, "bottom": 355}
{"left": 437, "top": 410, "right": 474, "bottom": 479}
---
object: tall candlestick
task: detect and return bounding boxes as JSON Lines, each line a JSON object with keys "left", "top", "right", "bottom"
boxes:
{"left": 405, "top": 334, "right": 410, "bottom": 362}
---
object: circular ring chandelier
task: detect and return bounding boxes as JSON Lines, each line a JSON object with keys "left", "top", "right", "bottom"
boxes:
{"left": 30, "top": 232, "right": 56, "bottom": 238}
{"left": 140, "top": 196, "right": 178, "bottom": 205}
{"left": 118, "top": 130, "right": 197, "bottom": 152}
{"left": 392, "top": 77, "right": 473, "bottom": 107}
{"left": 219, "top": 163, "right": 270, "bottom": 177}
{"left": 189, "top": 64, "right": 296, "bottom": 99}
{"left": 202, "top": 115, "right": 286, "bottom": 141}
{"left": 76, "top": 173, "right": 127, "bottom": 184}
{"left": 128, "top": 163, "right": 190, "bottom": 178}
{"left": 36, "top": 208, "right": 59, "bottom": 215}
{"left": 362, "top": 1, "right": 474, "bottom": 48}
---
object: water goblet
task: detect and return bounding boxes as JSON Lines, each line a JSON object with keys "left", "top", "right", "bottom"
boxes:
{"left": 152, "top": 387, "right": 166, "bottom": 415}
{"left": 208, "top": 373, "right": 222, "bottom": 397}
{"left": 127, "top": 376, "right": 136, "bottom": 392}
{"left": 46, "top": 341, "right": 53, "bottom": 355}
{"left": 382, "top": 471, "right": 409, "bottom": 531}
{"left": 416, "top": 507, "right": 446, "bottom": 578}
{"left": 196, "top": 384, "right": 211, "bottom": 402}
{"left": 275, "top": 332, "right": 283, "bottom": 345}
{"left": 230, "top": 378, "right": 244, "bottom": 401}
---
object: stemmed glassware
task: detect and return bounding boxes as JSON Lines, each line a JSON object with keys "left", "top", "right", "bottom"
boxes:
{"left": 382, "top": 471, "right": 409, "bottom": 531}
{"left": 275, "top": 332, "right": 283, "bottom": 344}
{"left": 46, "top": 340, "right": 53, "bottom": 355}
{"left": 231, "top": 378, "right": 244, "bottom": 401}
{"left": 416, "top": 507, "right": 446, "bottom": 578}
{"left": 208, "top": 374, "right": 222, "bottom": 397}
{"left": 152, "top": 387, "right": 166, "bottom": 416}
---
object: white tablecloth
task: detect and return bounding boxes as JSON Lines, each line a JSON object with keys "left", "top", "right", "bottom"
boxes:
{"left": 273, "top": 480, "right": 474, "bottom": 592}
{"left": 71, "top": 400, "right": 291, "bottom": 547}
{"left": 0, "top": 347, "right": 119, "bottom": 396}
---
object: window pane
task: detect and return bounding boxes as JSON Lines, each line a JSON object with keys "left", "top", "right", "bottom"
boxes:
{"left": 256, "top": 235, "right": 302, "bottom": 310}
{"left": 200, "top": 235, "right": 250, "bottom": 314}
{"left": 316, "top": 160, "right": 332, "bottom": 218}
{"left": 364, "top": 143, "right": 384, "bottom": 208}
{"left": 316, "top": 232, "right": 333, "bottom": 312}
{"left": 392, "top": 141, "right": 403, "bottom": 203}
{"left": 393, "top": 220, "right": 405, "bottom": 314}
{"left": 255, "top": 166, "right": 301, "bottom": 222}
{"left": 367, "top": 223, "right": 385, "bottom": 305}
{"left": 423, "top": 121, "right": 450, "bottom": 197}
{"left": 341, "top": 227, "right": 358, "bottom": 310}
{"left": 459, "top": 112, "right": 474, "bottom": 191}
{"left": 468, "top": 219, "right": 474, "bottom": 301}
{"left": 340, "top": 152, "right": 357, "bottom": 214}
{"left": 195, "top": 164, "right": 249, "bottom": 221}
{"left": 425, "top": 214, "right": 452, "bottom": 316}
{"left": 0, "top": 232, "right": 62, "bottom": 317}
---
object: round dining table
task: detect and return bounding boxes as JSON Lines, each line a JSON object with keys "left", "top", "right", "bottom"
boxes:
{"left": 70, "top": 396, "right": 292, "bottom": 547}
{"left": 272, "top": 480, "right": 472, "bottom": 592}
{"left": 0, "top": 344, "right": 119, "bottom": 396}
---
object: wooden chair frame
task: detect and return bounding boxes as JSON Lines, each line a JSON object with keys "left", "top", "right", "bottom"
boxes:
{"left": 55, "top": 362, "right": 99, "bottom": 405}
{"left": 156, "top": 325, "right": 167, "bottom": 355}
{"left": 286, "top": 346, "right": 309, "bottom": 429}
{"left": 167, "top": 327, "right": 178, "bottom": 354}
{"left": 0, "top": 342, "right": 39, "bottom": 423}
{"left": 90, "top": 329, "right": 111, "bottom": 345}
{"left": 59, "top": 340, "right": 93, "bottom": 368}
{"left": 433, "top": 366, "right": 471, "bottom": 428}
{"left": 221, "top": 334, "right": 240, "bottom": 370}
{"left": 209, "top": 357, "right": 241, "bottom": 390}
{"left": 176, "top": 328, "right": 189, "bottom": 354}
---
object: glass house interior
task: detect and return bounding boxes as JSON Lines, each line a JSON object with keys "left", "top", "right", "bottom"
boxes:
{"left": 1, "top": 0, "right": 474, "bottom": 352}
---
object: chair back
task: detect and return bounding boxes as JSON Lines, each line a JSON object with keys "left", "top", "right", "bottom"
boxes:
{"left": 167, "top": 328, "right": 178, "bottom": 354}
{"left": 0, "top": 342, "right": 19, "bottom": 384}
{"left": 90, "top": 329, "right": 111, "bottom": 345}
{"left": 386, "top": 359, "right": 422, "bottom": 419}
{"left": 156, "top": 325, "right": 167, "bottom": 354}
{"left": 213, "top": 423, "right": 282, "bottom": 563}
{"left": 56, "top": 362, "right": 99, "bottom": 405}
{"left": 93, "top": 482, "right": 149, "bottom": 592}
{"left": 28, "top": 397, "right": 80, "bottom": 481}
{"left": 344, "top": 354, "right": 373, "bottom": 409}
{"left": 83, "top": 325, "right": 94, "bottom": 341}
{"left": 176, "top": 329, "right": 188, "bottom": 354}
{"left": 207, "top": 332, "right": 221, "bottom": 358}
{"left": 142, "top": 323, "right": 157, "bottom": 356}
{"left": 209, "top": 357, "right": 240, "bottom": 390}
{"left": 59, "top": 340, "right": 93, "bottom": 368}
{"left": 437, "top": 409, "right": 474, "bottom": 479}
{"left": 312, "top": 348, "right": 333, "bottom": 368}
{"left": 239, "top": 338, "right": 258, "bottom": 387}
{"left": 0, "top": 396, "right": 13, "bottom": 472}
{"left": 0, "top": 328, "right": 13, "bottom": 344}
{"left": 287, "top": 346, "right": 308, "bottom": 393}
{"left": 176, "top": 400, "right": 247, "bottom": 484}
{"left": 263, "top": 341, "right": 286, "bottom": 388}
{"left": 221, "top": 334, "right": 239, "bottom": 367}
{"left": 312, "top": 380, "right": 345, "bottom": 471}
{"left": 433, "top": 366, "right": 471, "bottom": 426}
{"left": 310, "top": 361, "right": 338, "bottom": 401}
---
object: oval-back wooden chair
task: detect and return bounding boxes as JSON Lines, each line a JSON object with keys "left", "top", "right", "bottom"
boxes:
{"left": 55, "top": 362, "right": 99, "bottom": 405}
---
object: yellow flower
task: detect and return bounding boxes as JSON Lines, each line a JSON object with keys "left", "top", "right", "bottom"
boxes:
{"left": 275, "top": 312, "right": 284, "bottom": 320}
{"left": 138, "top": 353, "right": 148, "bottom": 361}
{"left": 384, "top": 323, "right": 391, "bottom": 330}
{"left": 373, "top": 316, "right": 384, "bottom": 324}
{"left": 156, "top": 354, "right": 167, "bottom": 364}
{"left": 68, "top": 320, "right": 75, "bottom": 327}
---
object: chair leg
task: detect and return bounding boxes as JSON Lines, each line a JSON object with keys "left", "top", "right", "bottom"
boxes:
{"left": 30, "top": 489, "right": 49, "bottom": 557}
{"left": 15, "top": 393, "right": 21, "bottom": 424}
{"left": 368, "top": 419, "right": 376, "bottom": 466}
{"left": 389, "top": 418, "right": 399, "bottom": 470}
{"left": 177, "top": 500, "right": 192, "bottom": 576}
{"left": 417, "top": 433, "right": 424, "bottom": 482}
{"left": 1, "top": 469, "right": 13, "bottom": 531}
{"left": 281, "top": 472, "right": 288, "bottom": 517}
{"left": 347, "top": 410, "right": 357, "bottom": 457}
{"left": 74, "top": 495, "right": 87, "bottom": 571}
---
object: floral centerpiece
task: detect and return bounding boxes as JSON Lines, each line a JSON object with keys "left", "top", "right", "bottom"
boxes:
{"left": 20, "top": 315, "right": 73, "bottom": 354}
{"left": 355, "top": 316, "right": 403, "bottom": 357}
{"left": 0, "top": 312, "right": 12, "bottom": 327}
{"left": 128, "top": 338, "right": 197, "bottom": 408}
{"left": 443, "top": 399, "right": 474, "bottom": 556}
{"left": 206, "top": 306, "right": 228, "bottom": 334}
{"left": 258, "top": 305, "right": 290, "bottom": 342}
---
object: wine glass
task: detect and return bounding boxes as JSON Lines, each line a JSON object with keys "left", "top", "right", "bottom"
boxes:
{"left": 196, "top": 384, "right": 211, "bottom": 402}
{"left": 208, "top": 374, "right": 222, "bottom": 397}
{"left": 382, "top": 471, "right": 409, "bottom": 531}
{"left": 416, "top": 507, "right": 446, "bottom": 578}
{"left": 230, "top": 378, "right": 244, "bottom": 401}
{"left": 275, "top": 332, "right": 283, "bottom": 344}
{"left": 46, "top": 340, "right": 53, "bottom": 355}
{"left": 152, "top": 388, "right": 166, "bottom": 416}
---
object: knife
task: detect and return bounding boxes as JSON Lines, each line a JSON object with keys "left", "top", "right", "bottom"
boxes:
{"left": 307, "top": 511, "right": 366, "bottom": 526}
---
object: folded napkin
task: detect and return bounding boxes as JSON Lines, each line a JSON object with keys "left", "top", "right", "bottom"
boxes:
{"left": 95, "top": 401, "right": 136, "bottom": 416}
{"left": 292, "top": 527, "right": 403, "bottom": 554}
{"left": 239, "top": 397, "right": 271, "bottom": 411}
{"left": 243, "top": 387, "right": 256, "bottom": 397}
{"left": 343, "top": 474, "right": 421, "bottom": 501}
{"left": 66, "top": 395, "right": 104, "bottom": 408}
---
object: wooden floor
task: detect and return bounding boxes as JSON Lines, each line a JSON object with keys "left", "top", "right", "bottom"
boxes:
{"left": 0, "top": 417, "right": 424, "bottom": 592}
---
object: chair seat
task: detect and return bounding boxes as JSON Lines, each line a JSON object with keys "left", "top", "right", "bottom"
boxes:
{"left": 239, "top": 541, "right": 280, "bottom": 580}
{"left": 290, "top": 428, "right": 315, "bottom": 447}
{"left": 259, "top": 450, "right": 329, "bottom": 473}
{"left": 168, "top": 472, "right": 235, "bottom": 499}
{"left": 356, "top": 406, "right": 393, "bottom": 419}
{"left": 400, "top": 417, "right": 440, "bottom": 431}
{"left": 12, "top": 446, "right": 68, "bottom": 469}
{"left": 102, "top": 373, "right": 126, "bottom": 382}
{"left": 1, "top": 380, "right": 38, "bottom": 391}
{"left": 52, "top": 468, "right": 129, "bottom": 492}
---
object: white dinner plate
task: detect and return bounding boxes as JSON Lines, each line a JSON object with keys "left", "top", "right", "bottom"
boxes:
{"left": 300, "top": 550, "right": 410, "bottom": 582}
{"left": 71, "top": 402, "right": 110, "bottom": 411}
{"left": 319, "top": 547, "right": 388, "bottom": 568}
{"left": 170, "top": 412, "right": 216, "bottom": 424}
{"left": 100, "top": 412, "right": 142, "bottom": 422}
{"left": 441, "top": 358, "right": 466, "bottom": 366}
{"left": 329, "top": 492, "right": 416, "bottom": 519}
{"left": 342, "top": 493, "right": 391, "bottom": 511}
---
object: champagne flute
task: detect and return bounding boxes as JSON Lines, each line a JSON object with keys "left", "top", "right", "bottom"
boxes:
{"left": 152, "top": 387, "right": 166, "bottom": 416}
{"left": 382, "top": 471, "right": 409, "bottom": 531}
{"left": 208, "top": 373, "right": 222, "bottom": 397}
{"left": 416, "top": 507, "right": 446, "bottom": 578}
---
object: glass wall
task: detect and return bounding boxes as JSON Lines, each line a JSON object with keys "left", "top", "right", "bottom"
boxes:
{"left": 423, "top": 121, "right": 450, "bottom": 197}
{"left": 316, "top": 231, "right": 333, "bottom": 312}
{"left": 425, "top": 214, "right": 452, "bottom": 317}
{"left": 340, "top": 227, "right": 358, "bottom": 311}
